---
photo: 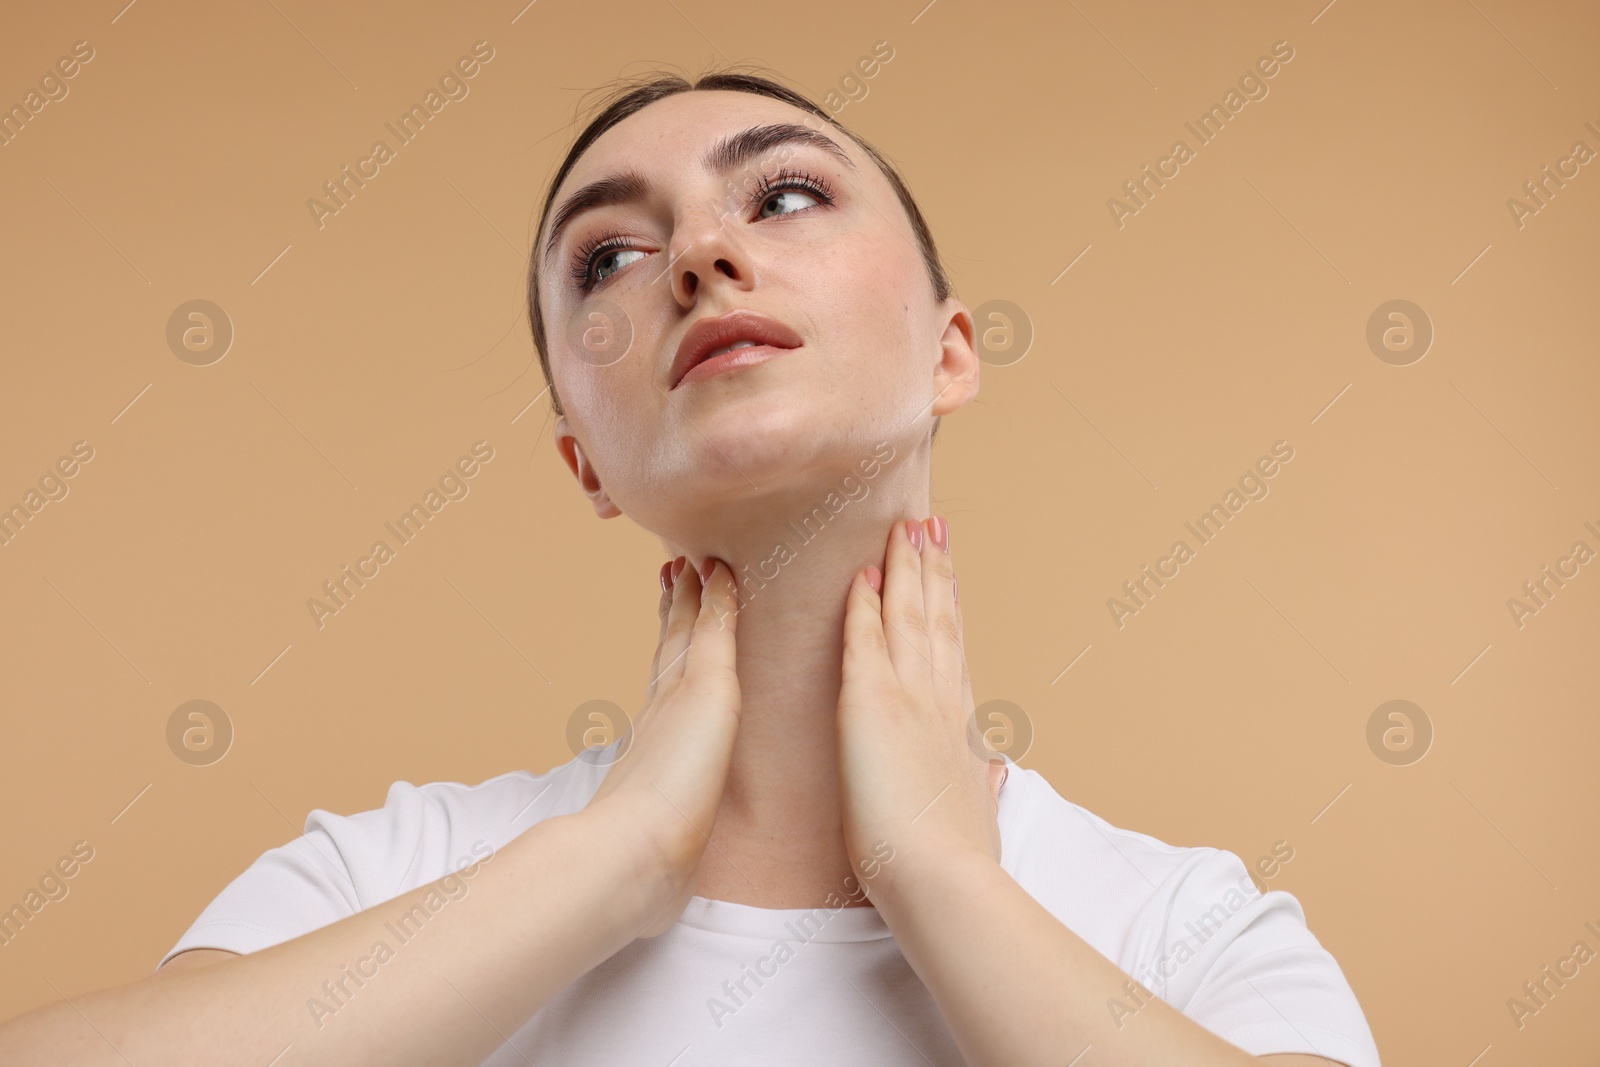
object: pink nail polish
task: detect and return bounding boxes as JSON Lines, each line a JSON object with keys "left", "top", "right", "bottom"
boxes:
{"left": 699, "top": 557, "right": 715, "bottom": 583}
{"left": 929, "top": 516, "right": 948, "bottom": 553}
{"left": 906, "top": 518, "right": 922, "bottom": 552}
{"left": 660, "top": 561, "right": 673, "bottom": 593}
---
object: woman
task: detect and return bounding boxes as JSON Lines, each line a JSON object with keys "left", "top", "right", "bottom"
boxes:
{"left": 0, "top": 71, "right": 1381, "bottom": 1067}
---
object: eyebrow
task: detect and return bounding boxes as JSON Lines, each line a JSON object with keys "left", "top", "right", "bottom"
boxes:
{"left": 705, "top": 121, "right": 856, "bottom": 176}
{"left": 540, "top": 122, "right": 857, "bottom": 269}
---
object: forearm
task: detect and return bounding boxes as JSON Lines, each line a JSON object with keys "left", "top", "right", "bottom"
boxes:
{"left": 0, "top": 807, "right": 657, "bottom": 1067}
{"left": 872, "top": 847, "right": 1256, "bottom": 1067}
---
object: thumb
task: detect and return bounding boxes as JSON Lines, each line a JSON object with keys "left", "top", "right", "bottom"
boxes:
{"left": 840, "top": 567, "right": 892, "bottom": 695}
{"left": 647, "top": 559, "right": 673, "bottom": 702}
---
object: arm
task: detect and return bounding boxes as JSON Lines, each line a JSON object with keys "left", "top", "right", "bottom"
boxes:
{"left": 0, "top": 555, "right": 745, "bottom": 1067}
{"left": 869, "top": 844, "right": 1319, "bottom": 1066}
{"left": 0, "top": 805, "right": 658, "bottom": 1067}
{"left": 836, "top": 518, "right": 1363, "bottom": 1066}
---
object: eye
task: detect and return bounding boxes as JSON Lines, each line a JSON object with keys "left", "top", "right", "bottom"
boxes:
{"left": 753, "top": 168, "right": 836, "bottom": 220}
{"left": 755, "top": 187, "right": 819, "bottom": 219}
{"left": 592, "top": 246, "right": 646, "bottom": 283}
{"left": 570, "top": 231, "right": 647, "bottom": 291}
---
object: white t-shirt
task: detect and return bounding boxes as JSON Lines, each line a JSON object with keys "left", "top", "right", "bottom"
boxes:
{"left": 162, "top": 753, "right": 1382, "bottom": 1067}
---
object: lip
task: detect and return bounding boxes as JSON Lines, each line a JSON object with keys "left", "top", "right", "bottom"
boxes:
{"left": 670, "top": 309, "right": 803, "bottom": 389}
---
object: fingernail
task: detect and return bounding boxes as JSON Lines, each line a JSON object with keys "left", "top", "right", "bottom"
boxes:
{"left": 699, "top": 557, "right": 716, "bottom": 583}
{"left": 660, "top": 560, "right": 673, "bottom": 593}
{"left": 928, "top": 515, "right": 948, "bottom": 554}
{"left": 866, "top": 565, "right": 883, "bottom": 594}
{"left": 953, "top": 575, "right": 959, "bottom": 602}
{"left": 671, "top": 556, "right": 687, "bottom": 583}
{"left": 905, "top": 518, "right": 923, "bottom": 552}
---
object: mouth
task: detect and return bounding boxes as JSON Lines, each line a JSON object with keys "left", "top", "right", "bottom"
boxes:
{"left": 670, "top": 308, "right": 804, "bottom": 389}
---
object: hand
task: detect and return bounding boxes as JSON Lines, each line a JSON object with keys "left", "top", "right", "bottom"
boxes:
{"left": 583, "top": 556, "right": 742, "bottom": 937}
{"left": 836, "top": 516, "right": 1004, "bottom": 902}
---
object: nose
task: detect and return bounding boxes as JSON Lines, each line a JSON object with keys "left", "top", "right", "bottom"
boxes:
{"left": 664, "top": 199, "right": 752, "bottom": 308}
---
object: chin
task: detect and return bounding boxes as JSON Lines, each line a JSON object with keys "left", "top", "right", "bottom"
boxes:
{"left": 680, "top": 397, "right": 863, "bottom": 495}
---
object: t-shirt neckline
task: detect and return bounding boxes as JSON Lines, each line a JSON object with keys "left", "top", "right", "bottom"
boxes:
{"left": 672, "top": 760, "right": 1023, "bottom": 944}
{"left": 676, "top": 894, "right": 892, "bottom": 941}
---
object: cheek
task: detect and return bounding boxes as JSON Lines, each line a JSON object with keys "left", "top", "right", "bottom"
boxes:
{"left": 562, "top": 376, "right": 679, "bottom": 517}
{"left": 550, "top": 293, "right": 649, "bottom": 400}
{"left": 790, "top": 227, "right": 928, "bottom": 389}
{"left": 566, "top": 362, "right": 653, "bottom": 464}
{"left": 549, "top": 317, "right": 663, "bottom": 474}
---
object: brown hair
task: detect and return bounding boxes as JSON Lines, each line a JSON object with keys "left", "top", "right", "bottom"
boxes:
{"left": 525, "top": 68, "right": 954, "bottom": 432}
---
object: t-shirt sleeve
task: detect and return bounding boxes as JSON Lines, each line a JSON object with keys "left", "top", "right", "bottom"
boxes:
{"left": 1126, "top": 847, "right": 1382, "bottom": 1067}
{"left": 156, "top": 780, "right": 433, "bottom": 970}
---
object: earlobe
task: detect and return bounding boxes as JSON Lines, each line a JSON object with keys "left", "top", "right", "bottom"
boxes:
{"left": 554, "top": 417, "right": 622, "bottom": 519}
{"left": 931, "top": 300, "right": 980, "bottom": 417}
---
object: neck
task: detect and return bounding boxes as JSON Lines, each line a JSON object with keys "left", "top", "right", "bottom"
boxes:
{"left": 661, "top": 438, "right": 929, "bottom": 908}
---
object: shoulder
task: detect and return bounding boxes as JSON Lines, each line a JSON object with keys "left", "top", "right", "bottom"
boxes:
{"left": 999, "top": 766, "right": 1226, "bottom": 935}
{"left": 1000, "top": 768, "right": 1380, "bottom": 1066}
{"left": 1001, "top": 766, "right": 1288, "bottom": 968}
{"left": 306, "top": 754, "right": 610, "bottom": 903}
{"left": 157, "top": 753, "right": 608, "bottom": 968}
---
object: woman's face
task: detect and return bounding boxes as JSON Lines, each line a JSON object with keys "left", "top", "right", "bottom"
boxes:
{"left": 538, "top": 89, "right": 975, "bottom": 529}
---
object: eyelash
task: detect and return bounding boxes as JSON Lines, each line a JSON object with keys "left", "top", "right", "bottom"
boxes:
{"left": 567, "top": 167, "right": 837, "bottom": 291}
{"left": 567, "top": 231, "right": 631, "bottom": 292}
{"left": 752, "top": 166, "right": 837, "bottom": 209}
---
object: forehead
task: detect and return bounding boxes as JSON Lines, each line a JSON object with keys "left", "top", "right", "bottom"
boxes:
{"left": 561, "top": 89, "right": 845, "bottom": 187}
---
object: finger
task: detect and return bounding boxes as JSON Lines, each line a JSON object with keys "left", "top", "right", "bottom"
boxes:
{"left": 645, "top": 559, "right": 675, "bottom": 702}
{"left": 919, "top": 516, "right": 962, "bottom": 700}
{"left": 681, "top": 557, "right": 741, "bottom": 709}
{"left": 960, "top": 650, "right": 975, "bottom": 723}
{"left": 652, "top": 556, "right": 697, "bottom": 692}
{"left": 881, "top": 518, "right": 936, "bottom": 697}
{"left": 840, "top": 565, "right": 894, "bottom": 709}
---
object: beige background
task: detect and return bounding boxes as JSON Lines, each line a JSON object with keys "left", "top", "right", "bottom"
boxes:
{"left": 1, "top": 0, "right": 1597, "bottom": 1063}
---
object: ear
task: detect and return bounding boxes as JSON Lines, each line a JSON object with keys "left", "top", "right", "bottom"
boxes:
{"left": 554, "top": 416, "right": 622, "bottom": 519}
{"left": 931, "top": 298, "right": 980, "bottom": 417}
